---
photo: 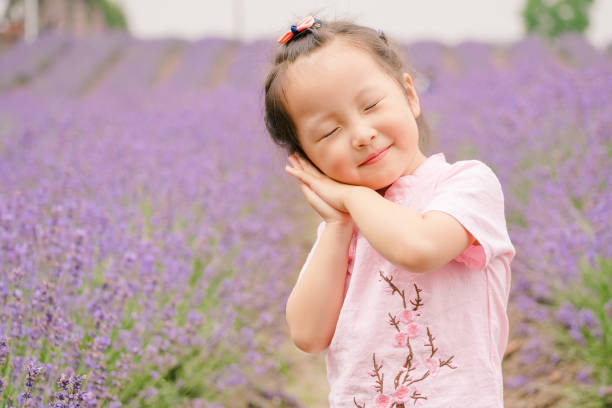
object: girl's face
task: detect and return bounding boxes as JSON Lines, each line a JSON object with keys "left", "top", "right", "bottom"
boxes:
{"left": 284, "top": 38, "right": 426, "bottom": 193}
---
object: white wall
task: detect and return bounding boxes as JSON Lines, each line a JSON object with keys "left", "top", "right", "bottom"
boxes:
{"left": 2, "top": 0, "right": 611, "bottom": 48}
{"left": 115, "top": 0, "right": 612, "bottom": 48}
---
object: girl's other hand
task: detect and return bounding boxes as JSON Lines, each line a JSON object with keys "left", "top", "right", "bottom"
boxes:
{"left": 286, "top": 154, "right": 353, "bottom": 227}
{"left": 285, "top": 153, "right": 354, "bottom": 213}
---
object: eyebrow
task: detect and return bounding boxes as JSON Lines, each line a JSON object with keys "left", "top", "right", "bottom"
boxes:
{"left": 304, "top": 85, "right": 378, "bottom": 137}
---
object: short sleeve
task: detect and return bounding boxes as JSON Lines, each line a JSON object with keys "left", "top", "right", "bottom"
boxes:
{"left": 420, "top": 160, "right": 514, "bottom": 270}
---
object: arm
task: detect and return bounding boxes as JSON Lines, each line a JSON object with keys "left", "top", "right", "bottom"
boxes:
{"left": 285, "top": 221, "right": 353, "bottom": 353}
{"left": 345, "top": 186, "right": 474, "bottom": 273}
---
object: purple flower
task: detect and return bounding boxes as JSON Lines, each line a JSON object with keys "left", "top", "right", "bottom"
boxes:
{"left": 599, "top": 386, "right": 612, "bottom": 397}
{"left": 577, "top": 308, "right": 598, "bottom": 329}
{"left": 576, "top": 367, "right": 592, "bottom": 383}
{"left": 556, "top": 301, "right": 577, "bottom": 328}
{"left": 569, "top": 327, "right": 586, "bottom": 344}
{"left": 520, "top": 337, "right": 542, "bottom": 364}
{"left": 0, "top": 337, "right": 8, "bottom": 365}
{"left": 504, "top": 375, "right": 528, "bottom": 388}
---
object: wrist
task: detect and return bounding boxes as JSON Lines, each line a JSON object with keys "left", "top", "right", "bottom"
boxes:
{"left": 325, "top": 219, "right": 354, "bottom": 235}
{"left": 344, "top": 185, "right": 367, "bottom": 213}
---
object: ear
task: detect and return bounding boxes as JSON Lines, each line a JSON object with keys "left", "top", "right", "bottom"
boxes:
{"left": 402, "top": 73, "right": 421, "bottom": 119}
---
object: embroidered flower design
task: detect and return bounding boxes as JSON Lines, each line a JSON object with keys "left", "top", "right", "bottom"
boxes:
{"left": 392, "top": 332, "right": 408, "bottom": 348}
{"left": 406, "top": 323, "right": 419, "bottom": 339}
{"left": 399, "top": 309, "right": 415, "bottom": 324}
{"left": 352, "top": 274, "right": 459, "bottom": 407}
{"left": 425, "top": 357, "right": 438, "bottom": 376}
{"left": 373, "top": 393, "right": 392, "bottom": 408}
{"left": 392, "top": 385, "right": 411, "bottom": 403}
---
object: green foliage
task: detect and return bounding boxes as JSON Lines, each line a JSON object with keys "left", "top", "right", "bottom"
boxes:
{"left": 553, "top": 256, "right": 612, "bottom": 406}
{"left": 522, "top": 0, "right": 595, "bottom": 39}
{"left": 84, "top": 0, "right": 128, "bottom": 29}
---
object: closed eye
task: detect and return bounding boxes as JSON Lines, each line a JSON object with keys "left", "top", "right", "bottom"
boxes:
{"left": 365, "top": 99, "right": 382, "bottom": 111}
{"left": 322, "top": 127, "right": 339, "bottom": 139}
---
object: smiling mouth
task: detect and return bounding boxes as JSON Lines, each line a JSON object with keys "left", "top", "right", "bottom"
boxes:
{"left": 360, "top": 145, "right": 391, "bottom": 166}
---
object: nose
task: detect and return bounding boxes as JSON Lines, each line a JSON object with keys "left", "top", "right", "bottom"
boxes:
{"left": 350, "top": 118, "right": 376, "bottom": 149}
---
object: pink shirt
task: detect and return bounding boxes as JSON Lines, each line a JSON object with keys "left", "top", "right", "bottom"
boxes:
{"left": 297, "top": 152, "right": 516, "bottom": 407}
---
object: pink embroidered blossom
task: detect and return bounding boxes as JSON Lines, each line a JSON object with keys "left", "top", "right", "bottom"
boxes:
{"left": 392, "top": 385, "right": 411, "bottom": 403}
{"left": 425, "top": 357, "right": 438, "bottom": 376}
{"left": 406, "top": 323, "right": 419, "bottom": 338}
{"left": 374, "top": 393, "right": 392, "bottom": 408}
{"left": 399, "top": 309, "right": 415, "bottom": 324}
{"left": 392, "top": 332, "right": 407, "bottom": 347}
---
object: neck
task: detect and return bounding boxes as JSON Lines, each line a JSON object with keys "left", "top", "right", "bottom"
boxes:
{"left": 376, "top": 185, "right": 391, "bottom": 196}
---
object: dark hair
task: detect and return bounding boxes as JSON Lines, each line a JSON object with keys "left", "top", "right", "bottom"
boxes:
{"left": 263, "top": 18, "right": 431, "bottom": 159}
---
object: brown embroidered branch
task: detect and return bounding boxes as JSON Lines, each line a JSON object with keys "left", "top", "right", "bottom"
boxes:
{"left": 353, "top": 397, "right": 365, "bottom": 408}
{"left": 409, "top": 283, "right": 424, "bottom": 310}
{"left": 379, "top": 270, "right": 407, "bottom": 309}
{"left": 388, "top": 313, "right": 401, "bottom": 332}
{"left": 406, "top": 370, "right": 430, "bottom": 386}
{"left": 410, "top": 390, "right": 428, "bottom": 404}
{"left": 424, "top": 327, "right": 438, "bottom": 358}
{"left": 399, "top": 337, "right": 416, "bottom": 387}
{"left": 439, "top": 355, "right": 457, "bottom": 369}
{"left": 371, "top": 353, "right": 385, "bottom": 393}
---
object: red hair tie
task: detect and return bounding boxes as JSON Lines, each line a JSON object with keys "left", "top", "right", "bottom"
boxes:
{"left": 277, "top": 16, "right": 322, "bottom": 44}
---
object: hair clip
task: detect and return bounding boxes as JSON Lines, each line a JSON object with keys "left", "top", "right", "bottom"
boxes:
{"left": 278, "top": 15, "right": 322, "bottom": 44}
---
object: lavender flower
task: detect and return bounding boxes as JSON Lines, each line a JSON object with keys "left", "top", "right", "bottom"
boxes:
{"left": 0, "top": 336, "right": 8, "bottom": 365}
{"left": 577, "top": 308, "right": 598, "bottom": 329}
{"left": 0, "top": 29, "right": 609, "bottom": 406}
{"left": 504, "top": 375, "right": 528, "bottom": 389}
{"left": 576, "top": 367, "right": 592, "bottom": 383}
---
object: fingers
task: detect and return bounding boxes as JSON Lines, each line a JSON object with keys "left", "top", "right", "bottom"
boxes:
{"left": 285, "top": 155, "right": 315, "bottom": 187}
{"left": 285, "top": 163, "right": 310, "bottom": 186}
{"left": 287, "top": 154, "right": 303, "bottom": 171}
{"left": 298, "top": 181, "right": 339, "bottom": 219}
{"left": 292, "top": 153, "right": 320, "bottom": 175}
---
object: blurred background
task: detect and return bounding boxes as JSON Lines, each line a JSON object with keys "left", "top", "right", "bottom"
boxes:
{"left": 2, "top": 0, "right": 612, "bottom": 46}
{"left": 0, "top": 1, "right": 611, "bottom": 408}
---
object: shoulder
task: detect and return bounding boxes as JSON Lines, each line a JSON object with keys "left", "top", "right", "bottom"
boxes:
{"left": 435, "top": 159, "right": 502, "bottom": 190}
{"left": 446, "top": 159, "right": 496, "bottom": 176}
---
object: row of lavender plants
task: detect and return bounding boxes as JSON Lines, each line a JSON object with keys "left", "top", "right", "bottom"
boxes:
{"left": 0, "top": 31, "right": 610, "bottom": 406}
{"left": 2, "top": 31, "right": 607, "bottom": 95}
{"left": 0, "top": 81, "right": 308, "bottom": 406}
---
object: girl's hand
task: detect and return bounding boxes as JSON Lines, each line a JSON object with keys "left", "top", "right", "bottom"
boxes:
{"left": 286, "top": 154, "right": 354, "bottom": 226}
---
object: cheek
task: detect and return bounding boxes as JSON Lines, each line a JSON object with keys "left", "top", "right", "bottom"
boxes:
{"left": 324, "top": 146, "right": 353, "bottom": 179}
{"left": 329, "top": 159, "right": 348, "bottom": 177}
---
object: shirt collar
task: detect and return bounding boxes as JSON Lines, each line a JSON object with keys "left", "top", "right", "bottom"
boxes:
{"left": 383, "top": 152, "right": 447, "bottom": 201}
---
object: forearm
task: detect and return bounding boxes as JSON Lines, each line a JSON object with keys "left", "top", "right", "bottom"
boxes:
{"left": 285, "top": 221, "right": 353, "bottom": 353}
{"left": 344, "top": 186, "right": 427, "bottom": 272}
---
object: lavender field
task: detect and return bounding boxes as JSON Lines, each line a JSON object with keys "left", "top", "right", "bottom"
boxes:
{"left": 0, "top": 31, "right": 610, "bottom": 407}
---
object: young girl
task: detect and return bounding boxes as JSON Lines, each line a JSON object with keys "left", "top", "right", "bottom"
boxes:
{"left": 264, "top": 16, "right": 516, "bottom": 408}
